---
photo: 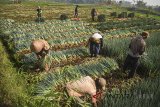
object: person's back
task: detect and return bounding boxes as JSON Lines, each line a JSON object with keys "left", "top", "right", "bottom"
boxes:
{"left": 128, "top": 36, "right": 146, "bottom": 58}
{"left": 66, "top": 76, "right": 106, "bottom": 107}
{"left": 30, "top": 39, "right": 51, "bottom": 71}
{"left": 75, "top": 6, "right": 78, "bottom": 13}
{"left": 123, "top": 31, "right": 149, "bottom": 78}
{"left": 66, "top": 76, "right": 96, "bottom": 97}
{"left": 91, "top": 8, "right": 97, "bottom": 21}
{"left": 30, "top": 39, "right": 49, "bottom": 53}
{"left": 87, "top": 32, "right": 103, "bottom": 57}
{"left": 91, "top": 8, "right": 96, "bottom": 16}
{"left": 74, "top": 5, "right": 79, "bottom": 18}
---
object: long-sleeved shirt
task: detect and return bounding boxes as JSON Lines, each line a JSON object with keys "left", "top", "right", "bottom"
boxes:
{"left": 75, "top": 7, "right": 78, "bottom": 13}
{"left": 30, "top": 39, "right": 50, "bottom": 53}
{"left": 66, "top": 76, "right": 97, "bottom": 103}
{"left": 88, "top": 33, "right": 103, "bottom": 48}
{"left": 128, "top": 36, "right": 146, "bottom": 58}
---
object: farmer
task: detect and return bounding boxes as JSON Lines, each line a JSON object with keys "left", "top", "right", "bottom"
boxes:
{"left": 91, "top": 8, "right": 97, "bottom": 21}
{"left": 87, "top": 32, "right": 103, "bottom": 57}
{"left": 66, "top": 76, "right": 106, "bottom": 107}
{"left": 30, "top": 39, "right": 51, "bottom": 71}
{"left": 74, "top": 5, "right": 79, "bottom": 18}
{"left": 37, "top": 6, "right": 42, "bottom": 18}
{"left": 123, "top": 31, "right": 149, "bottom": 78}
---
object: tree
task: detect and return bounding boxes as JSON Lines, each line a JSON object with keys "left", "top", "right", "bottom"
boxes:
{"left": 136, "top": 0, "right": 146, "bottom": 8}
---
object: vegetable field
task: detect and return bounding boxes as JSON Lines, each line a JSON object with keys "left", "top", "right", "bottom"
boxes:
{"left": 0, "top": 2, "right": 160, "bottom": 107}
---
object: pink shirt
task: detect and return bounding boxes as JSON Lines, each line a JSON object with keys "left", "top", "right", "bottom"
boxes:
{"left": 66, "top": 76, "right": 97, "bottom": 103}
{"left": 30, "top": 39, "right": 50, "bottom": 53}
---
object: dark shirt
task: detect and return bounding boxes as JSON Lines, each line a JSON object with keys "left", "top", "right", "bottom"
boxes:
{"left": 91, "top": 9, "right": 96, "bottom": 16}
{"left": 37, "top": 8, "right": 42, "bottom": 13}
{"left": 75, "top": 7, "right": 78, "bottom": 13}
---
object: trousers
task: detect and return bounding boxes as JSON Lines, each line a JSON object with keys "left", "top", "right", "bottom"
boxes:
{"left": 90, "top": 41, "right": 100, "bottom": 57}
{"left": 123, "top": 54, "right": 140, "bottom": 78}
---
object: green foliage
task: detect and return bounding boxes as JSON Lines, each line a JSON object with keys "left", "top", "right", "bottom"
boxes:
{"left": 102, "top": 76, "right": 160, "bottom": 107}
{"left": 35, "top": 17, "right": 45, "bottom": 23}
{"left": 103, "top": 31, "right": 160, "bottom": 75}
{"left": 118, "top": 12, "right": 128, "bottom": 18}
{"left": 0, "top": 41, "right": 28, "bottom": 106}
{"left": 96, "top": 18, "right": 160, "bottom": 31}
{"left": 35, "top": 57, "right": 118, "bottom": 96}
{"left": 60, "top": 14, "right": 68, "bottom": 20}
{"left": 110, "top": 12, "right": 117, "bottom": 17}
{"left": 98, "top": 14, "right": 106, "bottom": 22}
{"left": 128, "top": 12, "right": 135, "bottom": 18}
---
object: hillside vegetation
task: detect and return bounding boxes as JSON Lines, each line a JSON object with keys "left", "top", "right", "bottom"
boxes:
{"left": 0, "top": 1, "right": 160, "bottom": 107}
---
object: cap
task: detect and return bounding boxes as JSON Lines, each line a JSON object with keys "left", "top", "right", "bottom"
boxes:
{"left": 98, "top": 78, "right": 106, "bottom": 91}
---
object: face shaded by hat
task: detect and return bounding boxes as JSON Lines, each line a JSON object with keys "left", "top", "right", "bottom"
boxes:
{"left": 141, "top": 31, "right": 149, "bottom": 39}
{"left": 95, "top": 77, "right": 106, "bottom": 91}
{"left": 98, "top": 78, "right": 106, "bottom": 91}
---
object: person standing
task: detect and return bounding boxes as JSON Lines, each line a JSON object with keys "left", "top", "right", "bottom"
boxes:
{"left": 74, "top": 5, "right": 79, "bottom": 18}
{"left": 37, "top": 6, "right": 42, "bottom": 18}
{"left": 66, "top": 76, "right": 106, "bottom": 107}
{"left": 87, "top": 32, "right": 103, "bottom": 57}
{"left": 123, "top": 31, "right": 149, "bottom": 78}
{"left": 91, "top": 8, "right": 97, "bottom": 21}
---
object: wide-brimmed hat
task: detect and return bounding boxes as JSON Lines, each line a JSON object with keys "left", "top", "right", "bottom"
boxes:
{"left": 141, "top": 31, "right": 149, "bottom": 37}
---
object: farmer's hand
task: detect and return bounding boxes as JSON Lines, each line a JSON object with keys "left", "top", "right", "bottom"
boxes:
{"left": 143, "top": 52, "right": 148, "bottom": 56}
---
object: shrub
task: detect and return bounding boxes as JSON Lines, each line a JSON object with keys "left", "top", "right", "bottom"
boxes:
{"left": 35, "top": 17, "right": 45, "bottom": 22}
{"left": 128, "top": 13, "right": 135, "bottom": 18}
{"left": 110, "top": 12, "right": 117, "bottom": 17}
{"left": 60, "top": 14, "right": 68, "bottom": 20}
{"left": 118, "top": 12, "right": 127, "bottom": 18}
{"left": 98, "top": 14, "right": 106, "bottom": 22}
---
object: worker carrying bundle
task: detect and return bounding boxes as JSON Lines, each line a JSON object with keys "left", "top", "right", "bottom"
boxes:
{"left": 87, "top": 32, "right": 103, "bottom": 57}
{"left": 30, "top": 39, "right": 52, "bottom": 71}
{"left": 66, "top": 76, "right": 106, "bottom": 107}
{"left": 123, "top": 31, "right": 149, "bottom": 78}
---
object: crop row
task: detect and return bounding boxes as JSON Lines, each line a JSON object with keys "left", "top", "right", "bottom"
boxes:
{"left": 9, "top": 34, "right": 89, "bottom": 54}
{"left": 96, "top": 18, "right": 160, "bottom": 31}
{"left": 34, "top": 57, "right": 118, "bottom": 96}
{"left": 102, "top": 76, "right": 160, "bottom": 107}
{"left": 102, "top": 31, "right": 160, "bottom": 73}
{"left": 10, "top": 28, "right": 143, "bottom": 55}
{"left": 9, "top": 29, "right": 144, "bottom": 67}
{"left": 19, "top": 47, "right": 89, "bottom": 68}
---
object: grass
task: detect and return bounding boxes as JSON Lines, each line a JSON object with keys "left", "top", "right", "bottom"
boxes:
{"left": 102, "top": 76, "right": 160, "bottom": 107}
{"left": 0, "top": 40, "right": 28, "bottom": 106}
{"left": 0, "top": 1, "right": 127, "bottom": 22}
{"left": 103, "top": 31, "right": 160, "bottom": 76}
